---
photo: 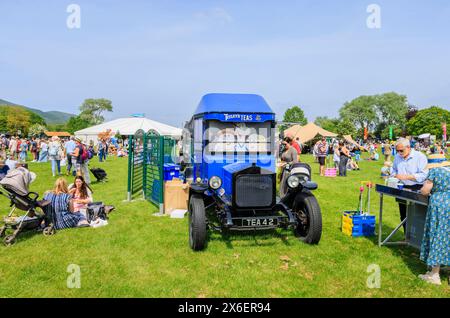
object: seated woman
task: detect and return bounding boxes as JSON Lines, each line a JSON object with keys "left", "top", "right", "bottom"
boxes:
{"left": 44, "top": 177, "right": 89, "bottom": 229}
{"left": 69, "top": 175, "right": 93, "bottom": 214}
{"left": 347, "top": 157, "right": 360, "bottom": 171}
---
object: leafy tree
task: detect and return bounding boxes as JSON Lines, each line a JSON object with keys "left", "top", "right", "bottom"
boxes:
{"left": 29, "top": 112, "right": 46, "bottom": 126}
{"left": 280, "top": 106, "right": 308, "bottom": 133}
{"left": 406, "top": 104, "right": 419, "bottom": 121}
{"left": 407, "top": 106, "right": 450, "bottom": 137}
{"left": 65, "top": 115, "right": 91, "bottom": 134}
{"left": 374, "top": 92, "right": 408, "bottom": 138}
{"left": 339, "top": 95, "right": 377, "bottom": 132}
{"left": 7, "top": 107, "right": 31, "bottom": 135}
{"left": 28, "top": 124, "right": 47, "bottom": 137}
{"left": 314, "top": 116, "right": 339, "bottom": 133}
{"left": 0, "top": 105, "right": 46, "bottom": 135}
{"left": 336, "top": 118, "right": 357, "bottom": 137}
{"left": 283, "top": 106, "right": 308, "bottom": 126}
{"left": 79, "top": 98, "right": 113, "bottom": 125}
{"left": 47, "top": 123, "right": 67, "bottom": 132}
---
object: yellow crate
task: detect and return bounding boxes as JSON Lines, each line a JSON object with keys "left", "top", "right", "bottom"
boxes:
{"left": 342, "top": 222, "right": 353, "bottom": 236}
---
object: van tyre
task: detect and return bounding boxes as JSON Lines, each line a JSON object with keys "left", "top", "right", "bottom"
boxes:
{"left": 189, "top": 195, "right": 207, "bottom": 251}
{"left": 293, "top": 192, "right": 322, "bottom": 244}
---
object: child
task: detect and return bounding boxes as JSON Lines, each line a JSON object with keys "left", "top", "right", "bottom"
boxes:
{"left": 0, "top": 160, "right": 10, "bottom": 180}
{"left": 381, "top": 161, "right": 393, "bottom": 179}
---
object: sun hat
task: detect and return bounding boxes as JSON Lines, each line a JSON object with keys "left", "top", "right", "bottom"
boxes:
{"left": 426, "top": 154, "right": 450, "bottom": 169}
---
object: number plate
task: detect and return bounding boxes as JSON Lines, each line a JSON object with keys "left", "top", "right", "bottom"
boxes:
{"left": 238, "top": 217, "right": 278, "bottom": 228}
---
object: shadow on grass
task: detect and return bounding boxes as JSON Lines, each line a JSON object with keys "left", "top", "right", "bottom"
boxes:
{"left": 364, "top": 223, "right": 447, "bottom": 279}
{"left": 209, "top": 228, "right": 293, "bottom": 249}
{"left": 1, "top": 228, "right": 41, "bottom": 247}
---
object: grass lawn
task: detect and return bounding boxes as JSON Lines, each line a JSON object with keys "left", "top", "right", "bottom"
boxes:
{"left": 0, "top": 154, "right": 448, "bottom": 298}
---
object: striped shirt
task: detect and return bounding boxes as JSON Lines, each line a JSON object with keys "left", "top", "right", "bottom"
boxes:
{"left": 44, "top": 192, "right": 86, "bottom": 229}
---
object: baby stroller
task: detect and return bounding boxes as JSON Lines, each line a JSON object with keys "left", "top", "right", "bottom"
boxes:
{"left": 90, "top": 167, "right": 108, "bottom": 183}
{"left": 0, "top": 167, "right": 55, "bottom": 246}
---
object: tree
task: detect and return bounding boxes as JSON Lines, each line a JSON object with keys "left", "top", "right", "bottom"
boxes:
{"left": 28, "top": 124, "right": 47, "bottom": 137}
{"left": 7, "top": 107, "right": 31, "bottom": 136}
{"left": 336, "top": 118, "right": 357, "bottom": 137}
{"left": 0, "top": 105, "right": 46, "bottom": 135}
{"left": 374, "top": 92, "right": 408, "bottom": 138}
{"left": 314, "top": 116, "right": 339, "bottom": 133}
{"left": 283, "top": 106, "right": 308, "bottom": 126}
{"left": 406, "top": 104, "right": 419, "bottom": 121}
{"left": 79, "top": 98, "right": 113, "bottom": 125}
{"left": 407, "top": 106, "right": 450, "bottom": 137}
{"left": 339, "top": 95, "right": 378, "bottom": 133}
{"left": 65, "top": 115, "right": 91, "bottom": 134}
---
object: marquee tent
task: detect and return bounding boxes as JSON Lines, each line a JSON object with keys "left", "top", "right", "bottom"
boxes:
{"left": 284, "top": 123, "right": 337, "bottom": 144}
{"left": 75, "top": 117, "right": 182, "bottom": 145}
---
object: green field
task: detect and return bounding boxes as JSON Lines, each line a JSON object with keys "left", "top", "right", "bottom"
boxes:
{"left": 0, "top": 154, "right": 448, "bottom": 298}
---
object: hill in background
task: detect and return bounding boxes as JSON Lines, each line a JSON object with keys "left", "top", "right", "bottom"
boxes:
{"left": 0, "top": 98, "right": 75, "bottom": 124}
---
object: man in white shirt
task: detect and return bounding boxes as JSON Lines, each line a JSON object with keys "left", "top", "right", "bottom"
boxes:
{"left": 391, "top": 138, "right": 428, "bottom": 232}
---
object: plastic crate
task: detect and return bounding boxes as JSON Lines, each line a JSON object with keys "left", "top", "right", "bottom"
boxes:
{"left": 325, "top": 168, "right": 337, "bottom": 177}
{"left": 163, "top": 164, "right": 180, "bottom": 181}
{"left": 342, "top": 211, "right": 376, "bottom": 237}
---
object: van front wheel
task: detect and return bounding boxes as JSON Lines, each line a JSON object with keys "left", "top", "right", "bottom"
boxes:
{"left": 189, "top": 195, "right": 207, "bottom": 251}
{"left": 293, "top": 192, "right": 322, "bottom": 245}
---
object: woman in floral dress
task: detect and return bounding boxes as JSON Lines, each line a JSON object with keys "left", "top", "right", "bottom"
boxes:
{"left": 419, "top": 155, "right": 450, "bottom": 285}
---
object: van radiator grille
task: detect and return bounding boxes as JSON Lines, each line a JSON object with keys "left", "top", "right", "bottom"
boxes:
{"left": 235, "top": 174, "right": 274, "bottom": 207}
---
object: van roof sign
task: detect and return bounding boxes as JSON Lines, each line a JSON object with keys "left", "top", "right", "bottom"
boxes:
{"left": 194, "top": 93, "right": 274, "bottom": 116}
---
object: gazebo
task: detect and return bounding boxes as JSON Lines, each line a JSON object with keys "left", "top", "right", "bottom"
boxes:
{"left": 284, "top": 123, "right": 337, "bottom": 143}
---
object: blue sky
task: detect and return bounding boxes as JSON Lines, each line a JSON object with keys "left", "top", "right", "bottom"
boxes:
{"left": 1, "top": 0, "right": 449, "bottom": 127}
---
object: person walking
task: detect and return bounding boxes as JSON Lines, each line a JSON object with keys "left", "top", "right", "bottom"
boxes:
{"left": 338, "top": 141, "right": 351, "bottom": 177}
{"left": 317, "top": 137, "right": 328, "bottom": 176}
{"left": 418, "top": 155, "right": 450, "bottom": 285}
{"left": 64, "top": 137, "right": 77, "bottom": 176}
{"left": 9, "top": 137, "right": 17, "bottom": 160}
{"left": 19, "top": 138, "right": 28, "bottom": 162}
{"left": 98, "top": 139, "right": 106, "bottom": 162}
{"left": 39, "top": 138, "right": 49, "bottom": 162}
{"left": 48, "top": 136, "right": 63, "bottom": 177}
{"left": 30, "top": 137, "right": 38, "bottom": 162}
{"left": 333, "top": 144, "right": 340, "bottom": 169}
{"left": 383, "top": 140, "right": 392, "bottom": 162}
{"left": 73, "top": 138, "right": 91, "bottom": 185}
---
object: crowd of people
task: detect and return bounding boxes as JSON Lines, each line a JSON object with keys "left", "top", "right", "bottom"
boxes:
{"left": 0, "top": 134, "right": 129, "bottom": 184}
{"left": 279, "top": 136, "right": 362, "bottom": 177}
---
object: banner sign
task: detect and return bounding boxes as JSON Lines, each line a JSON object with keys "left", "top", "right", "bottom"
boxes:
{"left": 204, "top": 113, "right": 275, "bottom": 123}
{"left": 443, "top": 123, "right": 447, "bottom": 141}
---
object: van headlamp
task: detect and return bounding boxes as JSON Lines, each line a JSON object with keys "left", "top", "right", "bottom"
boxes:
{"left": 209, "top": 176, "right": 222, "bottom": 190}
{"left": 287, "top": 175, "right": 300, "bottom": 189}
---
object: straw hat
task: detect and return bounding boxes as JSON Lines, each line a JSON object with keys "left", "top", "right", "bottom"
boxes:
{"left": 51, "top": 136, "right": 60, "bottom": 142}
{"left": 427, "top": 154, "right": 450, "bottom": 169}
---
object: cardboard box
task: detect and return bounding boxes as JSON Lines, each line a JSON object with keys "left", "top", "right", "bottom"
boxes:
{"left": 164, "top": 178, "right": 189, "bottom": 215}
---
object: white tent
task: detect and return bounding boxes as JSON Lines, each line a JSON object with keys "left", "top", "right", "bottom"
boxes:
{"left": 75, "top": 117, "right": 182, "bottom": 145}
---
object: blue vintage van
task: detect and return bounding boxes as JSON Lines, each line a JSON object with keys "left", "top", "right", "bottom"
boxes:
{"left": 183, "top": 93, "right": 322, "bottom": 250}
